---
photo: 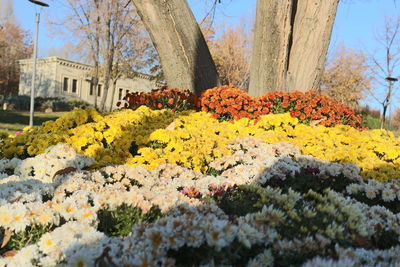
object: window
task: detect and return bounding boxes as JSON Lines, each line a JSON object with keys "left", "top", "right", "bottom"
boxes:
{"left": 97, "top": 84, "right": 102, "bottom": 97}
{"left": 89, "top": 84, "right": 94, "bottom": 95}
{"left": 63, "top": 77, "right": 69, "bottom": 92}
{"left": 118, "top": 88, "right": 123, "bottom": 100}
{"left": 72, "top": 79, "right": 78, "bottom": 93}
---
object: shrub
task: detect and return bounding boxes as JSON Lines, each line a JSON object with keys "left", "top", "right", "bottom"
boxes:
{"left": 4, "top": 95, "right": 30, "bottom": 110}
{"left": 117, "top": 87, "right": 198, "bottom": 113}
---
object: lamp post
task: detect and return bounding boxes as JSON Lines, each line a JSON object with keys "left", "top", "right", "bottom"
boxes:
{"left": 28, "top": 0, "right": 49, "bottom": 127}
{"left": 385, "top": 76, "right": 398, "bottom": 130}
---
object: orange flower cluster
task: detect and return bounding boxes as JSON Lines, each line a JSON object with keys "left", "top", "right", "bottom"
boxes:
{"left": 199, "top": 86, "right": 364, "bottom": 128}
{"left": 262, "top": 90, "right": 364, "bottom": 128}
{"left": 118, "top": 85, "right": 363, "bottom": 128}
{"left": 117, "top": 88, "right": 198, "bottom": 112}
{"left": 199, "top": 85, "right": 271, "bottom": 121}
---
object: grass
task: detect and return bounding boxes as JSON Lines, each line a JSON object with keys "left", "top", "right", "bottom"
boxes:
{"left": 0, "top": 110, "right": 65, "bottom": 135}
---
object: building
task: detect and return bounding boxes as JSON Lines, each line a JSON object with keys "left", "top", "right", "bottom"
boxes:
{"left": 18, "top": 57, "right": 163, "bottom": 110}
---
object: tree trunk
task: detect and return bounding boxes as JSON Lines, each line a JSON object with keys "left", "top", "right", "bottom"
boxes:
{"left": 100, "top": 4, "right": 113, "bottom": 112}
{"left": 248, "top": 0, "right": 339, "bottom": 96}
{"left": 248, "top": 0, "right": 293, "bottom": 96}
{"left": 286, "top": 0, "right": 339, "bottom": 92}
{"left": 109, "top": 77, "right": 118, "bottom": 112}
{"left": 132, "top": 0, "right": 220, "bottom": 95}
{"left": 93, "top": 0, "right": 100, "bottom": 110}
{"left": 381, "top": 103, "right": 388, "bottom": 129}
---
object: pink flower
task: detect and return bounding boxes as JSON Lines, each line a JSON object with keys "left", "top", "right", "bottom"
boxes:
{"left": 181, "top": 187, "right": 201, "bottom": 198}
{"left": 15, "top": 131, "right": 23, "bottom": 136}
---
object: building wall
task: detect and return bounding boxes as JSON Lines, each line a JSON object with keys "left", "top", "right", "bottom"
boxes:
{"left": 19, "top": 57, "right": 59, "bottom": 97}
{"left": 18, "top": 57, "right": 162, "bottom": 110}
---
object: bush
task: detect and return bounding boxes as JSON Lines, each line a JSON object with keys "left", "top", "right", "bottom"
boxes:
{"left": 3, "top": 96, "right": 92, "bottom": 112}
{"left": 117, "top": 87, "right": 198, "bottom": 112}
{"left": 4, "top": 95, "right": 31, "bottom": 110}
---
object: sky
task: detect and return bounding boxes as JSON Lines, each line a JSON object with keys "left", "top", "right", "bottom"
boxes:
{"left": 8, "top": 0, "right": 400, "bottom": 111}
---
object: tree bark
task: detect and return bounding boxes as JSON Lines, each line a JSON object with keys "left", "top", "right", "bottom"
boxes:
{"left": 132, "top": 0, "right": 220, "bottom": 95}
{"left": 248, "top": 0, "right": 339, "bottom": 96}
{"left": 109, "top": 77, "right": 118, "bottom": 112}
{"left": 286, "top": 0, "right": 339, "bottom": 92}
{"left": 248, "top": 0, "right": 293, "bottom": 96}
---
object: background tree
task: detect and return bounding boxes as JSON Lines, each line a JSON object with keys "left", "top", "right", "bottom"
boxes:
{"left": 0, "top": 21, "right": 32, "bottom": 97}
{"left": 49, "top": 0, "right": 157, "bottom": 111}
{"left": 201, "top": 18, "right": 252, "bottom": 91}
{"left": 366, "top": 16, "right": 400, "bottom": 129}
{"left": 320, "top": 45, "right": 372, "bottom": 109}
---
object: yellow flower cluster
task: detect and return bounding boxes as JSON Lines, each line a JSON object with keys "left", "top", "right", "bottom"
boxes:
{"left": 2, "top": 107, "right": 180, "bottom": 168}
{"left": 2, "top": 109, "right": 99, "bottom": 158}
{"left": 2, "top": 107, "right": 400, "bottom": 182}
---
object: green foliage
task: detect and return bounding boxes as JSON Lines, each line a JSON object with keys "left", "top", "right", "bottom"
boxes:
{"left": 168, "top": 242, "right": 265, "bottom": 267}
{"left": 206, "top": 185, "right": 263, "bottom": 217}
{"left": 97, "top": 204, "right": 163, "bottom": 237}
{"left": 1, "top": 224, "right": 53, "bottom": 252}
{"left": 267, "top": 168, "right": 352, "bottom": 195}
{"left": 362, "top": 113, "right": 382, "bottom": 129}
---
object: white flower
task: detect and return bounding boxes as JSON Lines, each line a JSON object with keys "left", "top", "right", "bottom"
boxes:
{"left": 67, "top": 251, "right": 95, "bottom": 267}
{"left": 9, "top": 202, "right": 30, "bottom": 232}
{"left": 382, "top": 188, "right": 396, "bottom": 202}
{"left": 38, "top": 256, "right": 58, "bottom": 267}
{"left": 0, "top": 204, "right": 13, "bottom": 227}
{"left": 346, "top": 184, "right": 361, "bottom": 195}
{"left": 38, "top": 233, "right": 58, "bottom": 255}
{"left": 365, "top": 186, "right": 377, "bottom": 199}
{"left": 247, "top": 249, "right": 274, "bottom": 267}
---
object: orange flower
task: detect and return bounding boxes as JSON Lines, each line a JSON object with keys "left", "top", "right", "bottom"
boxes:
{"left": 168, "top": 98, "right": 174, "bottom": 105}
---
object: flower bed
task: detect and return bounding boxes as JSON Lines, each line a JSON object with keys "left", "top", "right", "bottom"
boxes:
{"left": 1, "top": 106, "right": 398, "bottom": 181}
{"left": 118, "top": 86, "right": 364, "bottom": 128}
{"left": 0, "top": 92, "right": 399, "bottom": 265}
{"left": 199, "top": 86, "right": 364, "bottom": 128}
{"left": 1, "top": 137, "right": 400, "bottom": 266}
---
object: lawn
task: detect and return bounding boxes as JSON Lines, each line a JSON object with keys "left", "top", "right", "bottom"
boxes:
{"left": 0, "top": 110, "right": 65, "bottom": 135}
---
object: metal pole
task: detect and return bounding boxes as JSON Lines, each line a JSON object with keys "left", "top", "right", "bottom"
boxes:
{"left": 29, "top": 12, "right": 40, "bottom": 127}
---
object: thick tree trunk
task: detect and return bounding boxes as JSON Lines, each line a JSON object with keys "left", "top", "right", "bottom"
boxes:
{"left": 248, "top": 0, "right": 293, "bottom": 96}
{"left": 248, "top": 0, "right": 339, "bottom": 96}
{"left": 132, "top": 0, "right": 220, "bottom": 95}
{"left": 286, "top": 0, "right": 339, "bottom": 92}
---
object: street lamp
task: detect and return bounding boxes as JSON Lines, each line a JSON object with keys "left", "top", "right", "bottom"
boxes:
{"left": 27, "top": 0, "right": 49, "bottom": 127}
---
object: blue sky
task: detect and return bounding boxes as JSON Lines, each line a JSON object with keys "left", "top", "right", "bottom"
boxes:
{"left": 11, "top": 0, "right": 400, "bottom": 110}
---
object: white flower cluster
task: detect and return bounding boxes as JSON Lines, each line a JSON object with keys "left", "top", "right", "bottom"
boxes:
{"left": 1, "top": 144, "right": 94, "bottom": 184}
{"left": 347, "top": 179, "right": 400, "bottom": 202}
{"left": 0, "top": 221, "right": 105, "bottom": 267}
{"left": 302, "top": 244, "right": 400, "bottom": 267}
{"left": 210, "top": 137, "right": 363, "bottom": 184}
{"left": 0, "top": 138, "right": 399, "bottom": 266}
